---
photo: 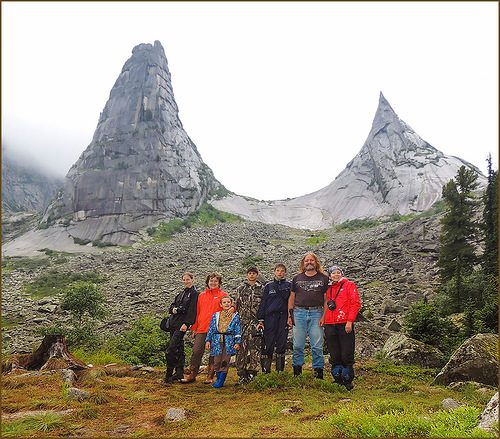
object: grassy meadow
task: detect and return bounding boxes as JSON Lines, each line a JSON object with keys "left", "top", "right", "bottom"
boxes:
{"left": 1, "top": 358, "right": 496, "bottom": 438}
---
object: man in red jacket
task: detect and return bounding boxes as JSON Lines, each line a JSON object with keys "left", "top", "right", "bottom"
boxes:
{"left": 320, "top": 265, "right": 361, "bottom": 390}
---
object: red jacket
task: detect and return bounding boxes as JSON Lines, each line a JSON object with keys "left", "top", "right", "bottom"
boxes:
{"left": 190, "top": 288, "right": 228, "bottom": 333}
{"left": 324, "top": 278, "right": 361, "bottom": 324}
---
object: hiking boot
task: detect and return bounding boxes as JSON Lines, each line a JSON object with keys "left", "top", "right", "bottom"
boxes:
{"left": 180, "top": 368, "right": 197, "bottom": 384}
{"left": 171, "top": 367, "right": 184, "bottom": 382}
{"left": 260, "top": 356, "right": 272, "bottom": 374}
{"left": 331, "top": 365, "right": 343, "bottom": 385}
{"left": 163, "top": 367, "right": 174, "bottom": 385}
{"left": 247, "top": 370, "right": 258, "bottom": 382}
{"left": 293, "top": 365, "right": 302, "bottom": 376}
{"left": 203, "top": 364, "right": 215, "bottom": 384}
{"left": 341, "top": 366, "right": 354, "bottom": 390}
{"left": 313, "top": 368, "right": 324, "bottom": 380}
{"left": 236, "top": 369, "right": 249, "bottom": 385}
{"left": 276, "top": 354, "right": 285, "bottom": 372}
{"left": 212, "top": 371, "right": 228, "bottom": 388}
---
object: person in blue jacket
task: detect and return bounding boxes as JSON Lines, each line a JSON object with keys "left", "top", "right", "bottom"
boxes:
{"left": 205, "top": 296, "right": 241, "bottom": 388}
{"left": 256, "top": 263, "right": 291, "bottom": 373}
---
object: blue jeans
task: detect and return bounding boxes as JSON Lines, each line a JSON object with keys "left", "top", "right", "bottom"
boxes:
{"left": 292, "top": 307, "right": 324, "bottom": 369}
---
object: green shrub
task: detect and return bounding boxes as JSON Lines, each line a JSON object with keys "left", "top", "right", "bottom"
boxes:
{"left": 92, "top": 239, "right": 115, "bottom": 248}
{"left": 184, "top": 203, "right": 241, "bottom": 227}
{"left": 335, "top": 218, "right": 381, "bottom": 231}
{"left": 403, "top": 300, "right": 459, "bottom": 355}
{"left": 106, "top": 315, "right": 170, "bottom": 366}
{"left": 148, "top": 204, "right": 241, "bottom": 242}
{"left": 24, "top": 270, "right": 106, "bottom": 299}
{"left": 241, "top": 254, "right": 264, "bottom": 272}
{"left": 61, "top": 281, "right": 108, "bottom": 326}
{"left": 73, "top": 237, "right": 92, "bottom": 245}
{"left": 149, "top": 218, "right": 185, "bottom": 242}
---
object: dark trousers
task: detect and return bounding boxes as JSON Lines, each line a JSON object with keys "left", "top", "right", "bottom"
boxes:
{"left": 262, "top": 312, "right": 288, "bottom": 357}
{"left": 166, "top": 329, "right": 186, "bottom": 369}
{"left": 324, "top": 323, "right": 355, "bottom": 367}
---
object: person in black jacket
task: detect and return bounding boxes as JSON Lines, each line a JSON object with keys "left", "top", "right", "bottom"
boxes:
{"left": 256, "top": 263, "right": 291, "bottom": 373}
{"left": 164, "top": 272, "right": 198, "bottom": 384}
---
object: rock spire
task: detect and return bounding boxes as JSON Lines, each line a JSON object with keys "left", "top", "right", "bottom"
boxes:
{"left": 43, "top": 41, "right": 222, "bottom": 244}
{"left": 212, "top": 92, "right": 485, "bottom": 229}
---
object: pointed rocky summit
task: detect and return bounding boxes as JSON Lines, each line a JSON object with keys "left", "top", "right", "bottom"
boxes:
{"left": 212, "top": 92, "right": 485, "bottom": 229}
{"left": 43, "top": 41, "right": 223, "bottom": 245}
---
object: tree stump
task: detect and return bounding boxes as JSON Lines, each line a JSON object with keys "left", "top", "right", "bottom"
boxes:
{"left": 23, "top": 335, "right": 89, "bottom": 371}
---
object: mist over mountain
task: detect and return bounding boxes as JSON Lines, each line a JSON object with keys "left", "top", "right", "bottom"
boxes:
{"left": 2, "top": 145, "right": 63, "bottom": 215}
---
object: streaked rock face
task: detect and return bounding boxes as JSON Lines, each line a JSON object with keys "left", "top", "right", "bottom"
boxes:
{"left": 2, "top": 151, "right": 63, "bottom": 215}
{"left": 43, "top": 41, "right": 222, "bottom": 244}
{"left": 212, "top": 93, "right": 485, "bottom": 229}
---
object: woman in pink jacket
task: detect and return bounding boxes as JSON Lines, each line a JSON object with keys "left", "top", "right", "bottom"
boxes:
{"left": 320, "top": 266, "right": 361, "bottom": 390}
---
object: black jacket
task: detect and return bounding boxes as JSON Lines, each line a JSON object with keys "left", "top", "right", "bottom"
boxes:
{"left": 168, "top": 286, "right": 198, "bottom": 329}
{"left": 257, "top": 278, "right": 291, "bottom": 320}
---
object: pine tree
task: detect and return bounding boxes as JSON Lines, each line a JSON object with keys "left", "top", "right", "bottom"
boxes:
{"left": 481, "top": 154, "right": 498, "bottom": 276}
{"left": 438, "top": 166, "right": 480, "bottom": 312}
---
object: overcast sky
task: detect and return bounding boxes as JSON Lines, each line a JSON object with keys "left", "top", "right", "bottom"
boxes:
{"left": 2, "top": 1, "right": 498, "bottom": 200}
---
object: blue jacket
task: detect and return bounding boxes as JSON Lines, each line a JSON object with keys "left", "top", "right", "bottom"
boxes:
{"left": 206, "top": 311, "right": 242, "bottom": 356}
{"left": 257, "top": 278, "right": 291, "bottom": 320}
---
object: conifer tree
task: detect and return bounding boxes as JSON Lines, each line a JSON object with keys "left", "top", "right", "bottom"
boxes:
{"left": 438, "top": 166, "right": 479, "bottom": 312}
{"left": 481, "top": 154, "right": 498, "bottom": 276}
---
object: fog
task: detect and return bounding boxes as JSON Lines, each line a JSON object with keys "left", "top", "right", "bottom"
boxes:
{"left": 2, "top": 2, "right": 498, "bottom": 200}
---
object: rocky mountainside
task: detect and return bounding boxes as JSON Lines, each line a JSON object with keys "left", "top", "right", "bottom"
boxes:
{"left": 212, "top": 93, "right": 486, "bottom": 229}
{"left": 1, "top": 149, "right": 63, "bottom": 215}
{"left": 42, "top": 41, "right": 223, "bottom": 245}
{"left": 2, "top": 213, "right": 441, "bottom": 355}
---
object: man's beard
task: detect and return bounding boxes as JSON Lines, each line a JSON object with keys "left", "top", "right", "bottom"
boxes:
{"left": 305, "top": 263, "right": 316, "bottom": 271}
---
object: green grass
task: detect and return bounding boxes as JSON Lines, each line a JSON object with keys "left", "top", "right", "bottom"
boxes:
{"left": 1, "top": 412, "right": 66, "bottom": 436}
{"left": 1, "top": 356, "right": 496, "bottom": 438}
{"left": 336, "top": 218, "right": 382, "bottom": 231}
{"left": 1, "top": 257, "right": 51, "bottom": 273}
{"left": 72, "top": 347, "right": 125, "bottom": 366}
{"left": 364, "top": 360, "right": 438, "bottom": 380}
{"left": 23, "top": 270, "right": 107, "bottom": 299}
{"left": 1, "top": 315, "right": 23, "bottom": 330}
{"left": 147, "top": 203, "right": 241, "bottom": 242}
{"left": 305, "top": 232, "right": 329, "bottom": 246}
{"left": 317, "top": 405, "right": 489, "bottom": 437}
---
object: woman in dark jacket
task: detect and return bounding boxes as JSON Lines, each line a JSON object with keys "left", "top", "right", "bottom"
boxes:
{"left": 320, "top": 266, "right": 361, "bottom": 390}
{"left": 164, "top": 272, "right": 198, "bottom": 384}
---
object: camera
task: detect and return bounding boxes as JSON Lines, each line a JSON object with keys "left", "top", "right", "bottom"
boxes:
{"left": 251, "top": 327, "right": 264, "bottom": 338}
{"left": 172, "top": 305, "right": 186, "bottom": 315}
{"left": 327, "top": 300, "right": 336, "bottom": 311}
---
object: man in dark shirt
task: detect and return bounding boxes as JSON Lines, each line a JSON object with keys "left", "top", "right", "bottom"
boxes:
{"left": 257, "top": 263, "right": 291, "bottom": 373}
{"left": 287, "top": 252, "right": 329, "bottom": 379}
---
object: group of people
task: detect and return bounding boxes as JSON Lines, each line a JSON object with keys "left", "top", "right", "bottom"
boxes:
{"left": 162, "top": 252, "right": 361, "bottom": 390}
